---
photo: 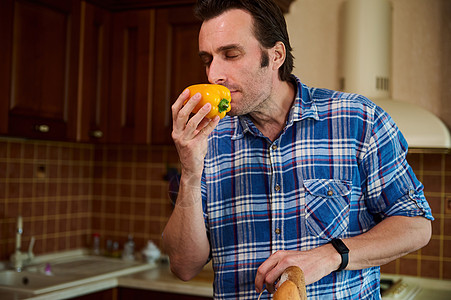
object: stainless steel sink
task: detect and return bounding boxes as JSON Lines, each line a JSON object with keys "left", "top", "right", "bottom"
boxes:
{"left": 27, "top": 255, "right": 142, "bottom": 276}
{"left": 0, "top": 255, "right": 153, "bottom": 295}
{"left": 0, "top": 270, "right": 76, "bottom": 294}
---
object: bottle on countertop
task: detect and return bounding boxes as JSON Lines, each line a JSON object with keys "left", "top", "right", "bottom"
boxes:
{"left": 122, "top": 234, "right": 135, "bottom": 261}
{"left": 112, "top": 241, "right": 120, "bottom": 258}
{"left": 105, "top": 239, "right": 113, "bottom": 257}
{"left": 92, "top": 233, "right": 100, "bottom": 255}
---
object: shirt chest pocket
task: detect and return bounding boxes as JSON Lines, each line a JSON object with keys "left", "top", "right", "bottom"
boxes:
{"left": 304, "top": 179, "right": 351, "bottom": 240}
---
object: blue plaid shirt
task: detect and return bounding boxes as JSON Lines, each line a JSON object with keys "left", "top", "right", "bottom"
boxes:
{"left": 201, "top": 76, "right": 433, "bottom": 299}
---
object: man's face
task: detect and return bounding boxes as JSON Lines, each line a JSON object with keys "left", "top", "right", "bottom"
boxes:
{"left": 198, "top": 9, "right": 275, "bottom": 116}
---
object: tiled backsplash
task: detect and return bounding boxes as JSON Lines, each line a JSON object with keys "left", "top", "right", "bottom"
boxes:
{"left": 380, "top": 152, "right": 451, "bottom": 279}
{"left": 0, "top": 138, "right": 450, "bottom": 280}
{"left": 0, "top": 139, "right": 94, "bottom": 257}
{"left": 0, "top": 139, "right": 178, "bottom": 262}
{"left": 91, "top": 144, "right": 178, "bottom": 252}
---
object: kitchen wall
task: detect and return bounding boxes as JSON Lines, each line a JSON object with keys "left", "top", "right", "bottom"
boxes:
{"left": 0, "top": 139, "right": 93, "bottom": 257}
{"left": 382, "top": 151, "right": 451, "bottom": 279}
{"left": 90, "top": 144, "right": 178, "bottom": 251}
{"left": 0, "top": 139, "right": 177, "bottom": 261}
{"left": 0, "top": 138, "right": 450, "bottom": 280}
{"left": 285, "top": 0, "right": 451, "bottom": 129}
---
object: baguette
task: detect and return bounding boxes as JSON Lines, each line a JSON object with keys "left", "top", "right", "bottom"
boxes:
{"left": 273, "top": 266, "right": 307, "bottom": 300}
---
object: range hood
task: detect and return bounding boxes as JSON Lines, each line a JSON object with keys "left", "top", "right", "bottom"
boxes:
{"left": 341, "top": 0, "right": 451, "bottom": 149}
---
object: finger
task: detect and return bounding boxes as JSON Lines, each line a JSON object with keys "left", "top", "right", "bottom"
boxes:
{"left": 256, "top": 251, "right": 291, "bottom": 294}
{"left": 255, "top": 258, "right": 278, "bottom": 293}
{"left": 196, "top": 115, "right": 220, "bottom": 139}
{"left": 185, "top": 103, "right": 213, "bottom": 137}
{"left": 264, "top": 270, "right": 280, "bottom": 294}
{"left": 173, "top": 91, "right": 201, "bottom": 132}
{"left": 266, "top": 262, "right": 289, "bottom": 293}
{"left": 172, "top": 88, "right": 190, "bottom": 119}
{"left": 197, "top": 117, "right": 212, "bottom": 133}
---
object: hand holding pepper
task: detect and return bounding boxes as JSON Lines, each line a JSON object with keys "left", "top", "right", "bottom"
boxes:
{"left": 171, "top": 86, "right": 221, "bottom": 185}
{"left": 183, "top": 84, "right": 232, "bottom": 119}
{"left": 171, "top": 84, "right": 230, "bottom": 187}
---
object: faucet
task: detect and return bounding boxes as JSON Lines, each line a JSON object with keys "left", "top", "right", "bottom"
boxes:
{"left": 10, "top": 216, "right": 35, "bottom": 271}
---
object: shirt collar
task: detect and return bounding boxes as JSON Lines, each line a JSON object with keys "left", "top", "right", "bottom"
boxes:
{"left": 231, "top": 75, "right": 319, "bottom": 140}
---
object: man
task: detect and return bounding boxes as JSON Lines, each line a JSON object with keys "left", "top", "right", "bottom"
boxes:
{"left": 162, "top": 0, "right": 433, "bottom": 299}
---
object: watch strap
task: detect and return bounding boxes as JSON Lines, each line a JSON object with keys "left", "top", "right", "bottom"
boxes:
{"left": 330, "top": 239, "right": 349, "bottom": 271}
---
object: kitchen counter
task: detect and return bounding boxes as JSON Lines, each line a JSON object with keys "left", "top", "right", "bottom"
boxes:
{"left": 1, "top": 258, "right": 450, "bottom": 300}
{"left": 380, "top": 274, "right": 451, "bottom": 300}
{"left": 0, "top": 259, "right": 213, "bottom": 300}
{"left": 0, "top": 277, "right": 119, "bottom": 300}
{"left": 119, "top": 263, "right": 213, "bottom": 297}
{"left": 121, "top": 269, "right": 451, "bottom": 300}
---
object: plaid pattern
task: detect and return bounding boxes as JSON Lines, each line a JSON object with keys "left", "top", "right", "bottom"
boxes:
{"left": 201, "top": 76, "right": 433, "bottom": 299}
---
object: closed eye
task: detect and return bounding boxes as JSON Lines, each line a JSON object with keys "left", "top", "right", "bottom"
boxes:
{"left": 225, "top": 50, "right": 241, "bottom": 59}
{"left": 199, "top": 52, "right": 212, "bottom": 66}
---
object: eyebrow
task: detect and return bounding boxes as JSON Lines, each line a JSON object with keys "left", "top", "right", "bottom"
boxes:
{"left": 198, "top": 44, "right": 244, "bottom": 58}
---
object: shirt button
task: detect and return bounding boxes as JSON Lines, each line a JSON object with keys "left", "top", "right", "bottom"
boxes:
{"left": 327, "top": 190, "right": 334, "bottom": 196}
{"left": 271, "top": 144, "right": 278, "bottom": 150}
{"left": 275, "top": 184, "right": 281, "bottom": 191}
{"left": 275, "top": 228, "right": 281, "bottom": 235}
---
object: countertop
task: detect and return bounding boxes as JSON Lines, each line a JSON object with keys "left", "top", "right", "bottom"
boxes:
{"left": 0, "top": 261, "right": 214, "bottom": 300}
{"left": 1, "top": 260, "right": 451, "bottom": 300}
{"left": 118, "top": 263, "right": 214, "bottom": 297}
{"left": 120, "top": 268, "right": 451, "bottom": 300}
{"left": 380, "top": 274, "right": 451, "bottom": 300}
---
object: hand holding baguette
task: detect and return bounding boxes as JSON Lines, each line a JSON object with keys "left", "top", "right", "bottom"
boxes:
{"left": 257, "top": 266, "right": 307, "bottom": 300}
{"left": 273, "top": 266, "right": 307, "bottom": 300}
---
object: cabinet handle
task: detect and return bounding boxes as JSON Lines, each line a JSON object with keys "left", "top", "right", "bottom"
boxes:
{"left": 90, "top": 130, "right": 104, "bottom": 138}
{"left": 34, "top": 124, "right": 50, "bottom": 133}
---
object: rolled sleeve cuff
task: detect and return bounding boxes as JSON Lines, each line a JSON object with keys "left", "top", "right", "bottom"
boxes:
{"left": 382, "top": 189, "right": 434, "bottom": 221}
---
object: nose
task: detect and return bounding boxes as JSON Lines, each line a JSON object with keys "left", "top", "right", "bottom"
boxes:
{"left": 207, "top": 58, "right": 226, "bottom": 84}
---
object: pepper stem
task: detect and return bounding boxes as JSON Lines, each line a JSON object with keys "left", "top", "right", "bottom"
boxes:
{"left": 218, "top": 98, "right": 230, "bottom": 113}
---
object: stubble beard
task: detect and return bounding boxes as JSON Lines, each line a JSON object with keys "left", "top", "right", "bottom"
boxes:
{"left": 227, "top": 49, "right": 272, "bottom": 117}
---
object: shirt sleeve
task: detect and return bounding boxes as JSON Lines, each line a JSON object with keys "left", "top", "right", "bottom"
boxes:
{"left": 361, "top": 105, "right": 434, "bottom": 222}
{"left": 201, "top": 171, "right": 213, "bottom": 261}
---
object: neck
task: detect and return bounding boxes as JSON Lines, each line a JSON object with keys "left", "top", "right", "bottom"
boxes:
{"left": 249, "top": 79, "right": 295, "bottom": 142}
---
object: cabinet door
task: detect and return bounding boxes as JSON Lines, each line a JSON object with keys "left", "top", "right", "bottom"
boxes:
{"left": 0, "top": 0, "right": 14, "bottom": 135}
{"left": 151, "top": 5, "right": 207, "bottom": 145}
{"left": 77, "top": 1, "right": 111, "bottom": 143}
{"left": 5, "top": 0, "right": 80, "bottom": 141}
{"left": 69, "top": 288, "right": 117, "bottom": 300}
{"left": 119, "top": 287, "right": 212, "bottom": 300}
{"left": 109, "top": 9, "right": 155, "bottom": 144}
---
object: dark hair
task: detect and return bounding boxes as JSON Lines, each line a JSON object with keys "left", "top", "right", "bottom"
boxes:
{"left": 194, "top": 0, "right": 294, "bottom": 82}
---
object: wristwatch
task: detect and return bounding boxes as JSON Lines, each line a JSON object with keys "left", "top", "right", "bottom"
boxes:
{"left": 330, "top": 239, "right": 349, "bottom": 271}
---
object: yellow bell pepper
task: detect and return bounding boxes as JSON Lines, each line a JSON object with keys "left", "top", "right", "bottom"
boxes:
{"left": 184, "top": 84, "right": 231, "bottom": 119}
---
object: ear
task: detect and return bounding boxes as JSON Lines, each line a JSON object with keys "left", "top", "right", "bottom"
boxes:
{"left": 272, "top": 41, "right": 286, "bottom": 71}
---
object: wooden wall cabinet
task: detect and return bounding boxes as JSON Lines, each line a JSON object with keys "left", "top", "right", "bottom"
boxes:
{"left": 0, "top": 0, "right": 14, "bottom": 135}
{"left": 107, "top": 4, "right": 206, "bottom": 145}
{"left": 151, "top": 5, "right": 207, "bottom": 145}
{"left": 1, "top": 1, "right": 294, "bottom": 144}
{"left": 77, "top": 1, "right": 111, "bottom": 143}
{"left": 108, "top": 9, "right": 155, "bottom": 144}
{"left": 1, "top": 1, "right": 206, "bottom": 145}
{"left": 1, "top": 0, "right": 81, "bottom": 141}
{"left": 0, "top": 0, "right": 112, "bottom": 143}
